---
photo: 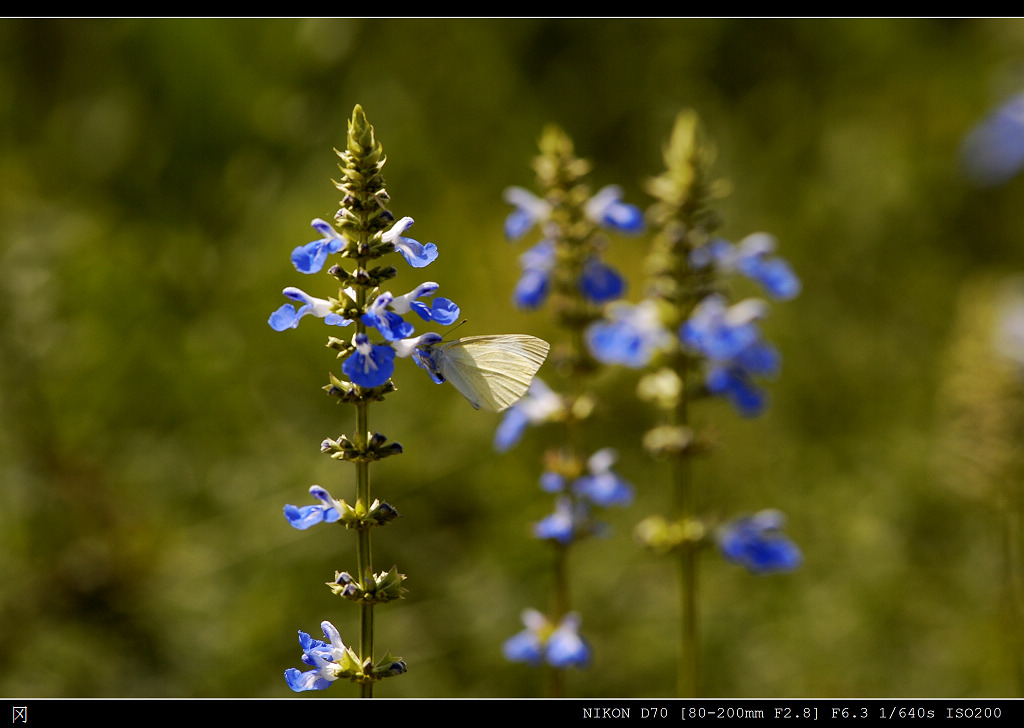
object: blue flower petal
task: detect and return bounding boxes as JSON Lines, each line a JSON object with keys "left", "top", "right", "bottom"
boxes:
{"left": 342, "top": 334, "right": 396, "bottom": 388}
{"left": 269, "top": 303, "right": 308, "bottom": 331}
{"left": 962, "top": 93, "right": 1024, "bottom": 187}
{"left": 574, "top": 471, "right": 633, "bottom": 507}
{"left": 513, "top": 267, "right": 550, "bottom": 309}
{"left": 503, "top": 629, "right": 544, "bottom": 666}
{"left": 284, "top": 667, "right": 332, "bottom": 692}
{"left": 706, "top": 365, "right": 768, "bottom": 417}
{"left": 719, "top": 510, "right": 802, "bottom": 574}
{"left": 503, "top": 187, "right": 552, "bottom": 241}
{"left": 580, "top": 258, "right": 625, "bottom": 304}
{"left": 383, "top": 217, "right": 438, "bottom": 268}
{"left": 493, "top": 404, "right": 530, "bottom": 453}
{"left": 584, "top": 185, "right": 644, "bottom": 235}
{"left": 291, "top": 219, "right": 346, "bottom": 274}
{"left": 546, "top": 614, "right": 591, "bottom": 669}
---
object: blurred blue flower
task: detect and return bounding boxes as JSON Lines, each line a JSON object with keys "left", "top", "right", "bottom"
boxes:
{"left": 503, "top": 186, "right": 553, "bottom": 241}
{"left": 587, "top": 299, "right": 672, "bottom": 368}
{"left": 545, "top": 612, "right": 591, "bottom": 669}
{"left": 680, "top": 295, "right": 768, "bottom": 362}
{"left": 681, "top": 295, "right": 781, "bottom": 416}
{"left": 291, "top": 219, "right": 346, "bottom": 274}
{"left": 513, "top": 240, "right": 555, "bottom": 309}
{"left": 383, "top": 217, "right": 438, "bottom": 268}
{"left": 284, "top": 621, "right": 352, "bottom": 692}
{"left": 493, "top": 378, "right": 564, "bottom": 452}
{"left": 540, "top": 470, "right": 566, "bottom": 493}
{"left": 573, "top": 448, "right": 634, "bottom": 507}
{"left": 502, "top": 608, "right": 546, "bottom": 665}
{"left": 504, "top": 609, "right": 590, "bottom": 669}
{"left": 961, "top": 92, "right": 1024, "bottom": 187}
{"left": 268, "top": 287, "right": 352, "bottom": 331}
{"left": 691, "top": 234, "right": 800, "bottom": 300}
{"left": 705, "top": 365, "right": 768, "bottom": 418}
{"left": 342, "top": 333, "right": 396, "bottom": 388}
{"left": 579, "top": 257, "right": 626, "bottom": 304}
{"left": 719, "top": 510, "right": 801, "bottom": 574}
{"left": 284, "top": 485, "right": 341, "bottom": 530}
{"left": 584, "top": 185, "right": 645, "bottom": 235}
{"left": 534, "top": 495, "right": 581, "bottom": 545}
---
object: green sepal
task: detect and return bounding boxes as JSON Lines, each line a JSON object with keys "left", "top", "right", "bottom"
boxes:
{"left": 326, "top": 497, "right": 400, "bottom": 530}
{"left": 321, "top": 432, "right": 403, "bottom": 462}
{"left": 371, "top": 652, "right": 407, "bottom": 680}
{"left": 323, "top": 378, "right": 397, "bottom": 404}
{"left": 328, "top": 565, "right": 407, "bottom": 604}
{"left": 635, "top": 515, "right": 706, "bottom": 553}
{"left": 329, "top": 264, "right": 398, "bottom": 288}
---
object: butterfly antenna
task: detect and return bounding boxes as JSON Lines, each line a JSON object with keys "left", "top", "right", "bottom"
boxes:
{"left": 447, "top": 319, "right": 469, "bottom": 336}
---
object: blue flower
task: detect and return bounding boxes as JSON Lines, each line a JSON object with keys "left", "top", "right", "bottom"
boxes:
{"left": 540, "top": 470, "right": 566, "bottom": 493}
{"left": 680, "top": 295, "right": 768, "bottom": 362}
{"left": 503, "top": 609, "right": 590, "bottom": 669}
{"left": 580, "top": 258, "right": 625, "bottom": 304}
{"left": 291, "top": 219, "right": 346, "bottom": 275}
{"left": 268, "top": 287, "right": 352, "bottom": 331}
{"left": 691, "top": 234, "right": 800, "bottom": 300}
{"left": 383, "top": 217, "right": 438, "bottom": 268}
{"left": 705, "top": 365, "right": 769, "bottom": 418}
{"left": 493, "top": 378, "right": 563, "bottom": 452}
{"left": 389, "top": 281, "right": 461, "bottom": 325}
{"left": 362, "top": 292, "right": 416, "bottom": 341}
{"left": 503, "top": 608, "right": 547, "bottom": 665}
{"left": 961, "top": 92, "right": 1024, "bottom": 187}
{"left": 503, "top": 186, "right": 552, "bottom": 241}
{"left": 545, "top": 612, "right": 591, "bottom": 669}
{"left": 513, "top": 240, "right": 555, "bottom": 309}
{"left": 573, "top": 448, "right": 633, "bottom": 507}
{"left": 584, "top": 185, "right": 645, "bottom": 235}
{"left": 732, "top": 234, "right": 801, "bottom": 300}
{"left": 284, "top": 485, "right": 342, "bottom": 530}
{"left": 534, "top": 496, "right": 581, "bottom": 545}
{"left": 284, "top": 621, "right": 357, "bottom": 692}
{"left": 342, "top": 333, "right": 396, "bottom": 388}
{"left": 587, "top": 299, "right": 672, "bottom": 368}
{"left": 681, "top": 295, "right": 781, "bottom": 416}
{"left": 719, "top": 510, "right": 802, "bottom": 574}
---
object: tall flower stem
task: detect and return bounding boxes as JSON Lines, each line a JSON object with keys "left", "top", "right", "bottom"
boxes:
{"left": 638, "top": 111, "right": 725, "bottom": 696}
{"left": 587, "top": 110, "right": 801, "bottom": 696}
{"left": 498, "top": 124, "right": 642, "bottom": 690}
{"left": 1004, "top": 499, "right": 1024, "bottom": 694}
{"left": 281, "top": 105, "right": 454, "bottom": 696}
{"left": 673, "top": 365, "right": 698, "bottom": 697}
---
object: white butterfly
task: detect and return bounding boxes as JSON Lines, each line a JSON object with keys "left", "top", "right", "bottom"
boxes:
{"left": 417, "top": 334, "right": 550, "bottom": 412}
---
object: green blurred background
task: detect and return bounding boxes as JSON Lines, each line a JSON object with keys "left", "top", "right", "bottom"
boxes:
{"left": 3, "top": 18, "right": 1024, "bottom": 697}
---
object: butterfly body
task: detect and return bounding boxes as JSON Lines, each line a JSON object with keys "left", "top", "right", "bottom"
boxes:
{"left": 419, "top": 334, "right": 550, "bottom": 412}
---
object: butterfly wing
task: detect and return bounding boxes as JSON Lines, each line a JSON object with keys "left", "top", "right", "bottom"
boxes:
{"left": 437, "top": 335, "right": 550, "bottom": 412}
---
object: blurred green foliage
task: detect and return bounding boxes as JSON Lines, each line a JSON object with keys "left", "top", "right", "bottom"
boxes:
{"left": 3, "top": 18, "right": 1024, "bottom": 697}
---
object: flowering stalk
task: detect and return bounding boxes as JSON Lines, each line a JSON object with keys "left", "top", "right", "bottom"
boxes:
{"left": 939, "top": 276, "right": 1024, "bottom": 695}
{"left": 496, "top": 126, "right": 642, "bottom": 695}
{"left": 274, "top": 106, "right": 462, "bottom": 697}
{"left": 587, "top": 111, "right": 801, "bottom": 696}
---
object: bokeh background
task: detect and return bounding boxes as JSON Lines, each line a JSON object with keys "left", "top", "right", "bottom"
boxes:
{"left": 3, "top": 18, "right": 1024, "bottom": 697}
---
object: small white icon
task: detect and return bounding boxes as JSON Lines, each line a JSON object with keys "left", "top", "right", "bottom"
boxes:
{"left": 12, "top": 706, "right": 27, "bottom": 724}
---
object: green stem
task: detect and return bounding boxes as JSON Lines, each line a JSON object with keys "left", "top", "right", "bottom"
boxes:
{"left": 354, "top": 260, "right": 374, "bottom": 699}
{"left": 675, "top": 361, "right": 698, "bottom": 697}
{"left": 1004, "top": 495, "right": 1024, "bottom": 696}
